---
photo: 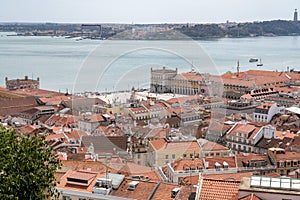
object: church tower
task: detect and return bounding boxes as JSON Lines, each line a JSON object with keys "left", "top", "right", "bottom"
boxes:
{"left": 294, "top": 9, "right": 298, "bottom": 22}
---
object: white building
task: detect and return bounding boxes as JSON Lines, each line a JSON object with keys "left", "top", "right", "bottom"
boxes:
{"left": 253, "top": 102, "right": 284, "bottom": 123}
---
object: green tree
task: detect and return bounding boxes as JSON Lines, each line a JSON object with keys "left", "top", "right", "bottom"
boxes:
{"left": 0, "top": 127, "right": 61, "bottom": 199}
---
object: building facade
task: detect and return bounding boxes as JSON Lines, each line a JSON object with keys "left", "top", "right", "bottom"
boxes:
{"left": 253, "top": 102, "right": 284, "bottom": 123}
{"left": 5, "top": 76, "right": 40, "bottom": 90}
{"left": 150, "top": 67, "right": 177, "bottom": 93}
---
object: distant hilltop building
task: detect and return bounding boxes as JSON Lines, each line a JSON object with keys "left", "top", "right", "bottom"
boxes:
{"left": 5, "top": 76, "right": 40, "bottom": 90}
{"left": 294, "top": 9, "right": 298, "bottom": 22}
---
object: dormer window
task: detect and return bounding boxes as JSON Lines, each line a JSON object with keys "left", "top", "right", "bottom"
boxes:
{"left": 215, "top": 162, "right": 221, "bottom": 171}
{"left": 223, "top": 161, "right": 229, "bottom": 170}
{"left": 184, "top": 167, "right": 190, "bottom": 172}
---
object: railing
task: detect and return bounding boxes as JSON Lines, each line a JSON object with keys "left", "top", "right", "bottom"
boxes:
{"left": 173, "top": 168, "right": 237, "bottom": 175}
{"left": 237, "top": 165, "right": 277, "bottom": 172}
{"left": 157, "top": 167, "right": 168, "bottom": 182}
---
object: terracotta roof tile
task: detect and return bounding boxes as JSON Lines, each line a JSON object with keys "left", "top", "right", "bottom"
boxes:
{"left": 199, "top": 178, "right": 240, "bottom": 200}
{"left": 110, "top": 179, "right": 157, "bottom": 199}
{"left": 239, "top": 193, "right": 263, "bottom": 200}
{"left": 203, "top": 172, "right": 253, "bottom": 181}
{"left": 151, "top": 183, "right": 181, "bottom": 200}
{"left": 236, "top": 153, "right": 271, "bottom": 167}
{"left": 149, "top": 138, "right": 167, "bottom": 150}
{"left": 67, "top": 170, "right": 96, "bottom": 181}
{"left": 203, "top": 157, "right": 237, "bottom": 169}
{"left": 56, "top": 169, "right": 100, "bottom": 193}
{"left": 172, "top": 158, "right": 204, "bottom": 171}
{"left": 275, "top": 151, "right": 300, "bottom": 161}
{"left": 0, "top": 96, "right": 40, "bottom": 116}
{"left": 59, "top": 160, "right": 113, "bottom": 174}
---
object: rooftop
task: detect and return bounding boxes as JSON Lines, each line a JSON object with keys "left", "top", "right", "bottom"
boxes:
{"left": 199, "top": 178, "right": 240, "bottom": 200}
{"left": 240, "top": 176, "right": 300, "bottom": 195}
{"left": 110, "top": 179, "right": 157, "bottom": 200}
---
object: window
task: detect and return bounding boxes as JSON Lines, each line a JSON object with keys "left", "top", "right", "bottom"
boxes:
{"left": 137, "top": 154, "right": 141, "bottom": 159}
{"left": 190, "top": 153, "right": 193, "bottom": 158}
{"left": 205, "top": 153, "right": 209, "bottom": 157}
{"left": 172, "top": 154, "right": 175, "bottom": 159}
{"left": 210, "top": 153, "right": 214, "bottom": 157}
{"left": 293, "top": 161, "right": 298, "bottom": 166}
{"left": 62, "top": 196, "right": 71, "bottom": 200}
{"left": 183, "top": 154, "right": 186, "bottom": 158}
{"left": 280, "top": 170, "right": 284, "bottom": 176}
{"left": 165, "top": 155, "right": 169, "bottom": 159}
{"left": 279, "top": 162, "right": 285, "bottom": 167}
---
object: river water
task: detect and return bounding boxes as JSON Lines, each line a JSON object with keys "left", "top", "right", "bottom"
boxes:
{"left": 0, "top": 33, "right": 299, "bottom": 92}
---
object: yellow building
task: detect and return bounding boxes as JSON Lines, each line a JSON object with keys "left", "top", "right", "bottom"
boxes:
{"left": 148, "top": 138, "right": 201, "bottom": 167}
{"left": 268, "top": 148, "right": 300, "bottom": 176}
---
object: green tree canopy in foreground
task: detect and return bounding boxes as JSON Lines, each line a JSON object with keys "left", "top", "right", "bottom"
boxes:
{"left": 0, "top": 127, "right": 61, "bottom": 199}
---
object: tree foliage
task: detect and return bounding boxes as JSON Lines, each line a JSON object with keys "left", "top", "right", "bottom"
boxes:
{"left": 0, "top": 127, "right": 61, "bottom": 199}
{"left": 176, "top": 20, "right": 300, "bottom": 38}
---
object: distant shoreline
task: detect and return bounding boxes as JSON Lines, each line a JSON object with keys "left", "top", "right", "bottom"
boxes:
{"left": 1, "top": 20, "right": 299, "bottom": 40}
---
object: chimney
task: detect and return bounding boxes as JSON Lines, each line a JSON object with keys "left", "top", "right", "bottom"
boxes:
{"left": 25, "top": 76, "right": 28, "bottom": 80}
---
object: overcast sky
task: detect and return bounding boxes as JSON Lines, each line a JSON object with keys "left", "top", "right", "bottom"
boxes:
{"left": 1, "top": 0, "right": 299, "bottom": 24}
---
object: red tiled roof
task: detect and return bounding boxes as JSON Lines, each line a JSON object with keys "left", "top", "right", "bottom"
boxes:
{"left": 204, "top": 172, "right": 253, "bottom": 181}
{"left": 46, "top": 133, "right": 66, "bottom": 141}
{"left": 256, "top": 102, "right": 275, "bottom": 110}
{"left": 151, "top": 183, "right": 181, "bottom": 200}
{"left": 236, "top": 153, "right": 271, "bottom": 167}
{"left": 67, "top": 170, "right": 96, "bottom": 181}
{"left": 110, "top": 179, "right": 157, "bottom": 200}
{"left": 56, "top": 169, "right": 101, "bottom": 193}
{"left": 166, "top": 95, "right": 202, "bottom": 104}
{"left": 146, "top": 128, "right": 168, "bottom": 139}
{"left": 239, "top": 193, "right": 263, "bottom": 200}
{"left": 0, "top": 87, "right": 62, "bottom": 98}
{"left": 39, "top": 95, "right": 69, "bottom": 105}
{"left": 150, "top": 139, "right": 201, "bottom": 153}
{"left": 149, "top": 138, "right": 167, "bottom": 151}
{"left": 19, "top": 125, "right": 37, "bottom": 133}
{"left": 83, "top": 114, "right": 105, "bottom": 123}
{"left": 227, "top": 123, "right": 260, "bottom": 140}
{"left": 59, "top": 160, "right": 115, "bottom": 173}
{"left": 275, "top": 151, "right": 300, "bottom": 161}
{"left": 172, "top": 159, "right": 204, "bottom": 171}
{"left": 130, "top": 106, "right": 147, "bottom": 112}
{"left": 199, "top": 178, "right": 240, "bottom": 200}
{"left": 0, "top": 96, "right": 40, "bottom": 116}
{"left": 200, "top": 140, "right": 229, "bottom": 151}
{"left": 203, "top": 157, "right": 237, "bottom": 169}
